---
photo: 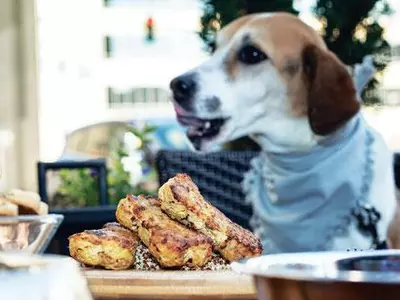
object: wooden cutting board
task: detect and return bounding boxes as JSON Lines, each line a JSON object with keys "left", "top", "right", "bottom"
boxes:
{"left": 84, "top": 269, "right": 257, "bottom": 300}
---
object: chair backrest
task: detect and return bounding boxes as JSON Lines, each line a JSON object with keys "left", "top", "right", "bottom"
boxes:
{"left": 155, "top": 150, "right": 259, "bottom": 229}
{"left": 37, "top": 159, "right": 109, "bottom": 206}
{"left": 37, "top": 159, "right": 111, "bottom": 255}
{"left": 394, "top": 153, "right": 400, "bottom": 189}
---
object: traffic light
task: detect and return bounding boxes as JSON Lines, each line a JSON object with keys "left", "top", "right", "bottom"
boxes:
{"left": 145, "top": 17, "right": 155, "bottom": 42}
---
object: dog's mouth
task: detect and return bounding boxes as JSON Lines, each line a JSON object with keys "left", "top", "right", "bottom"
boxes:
{"left": 177, "top": 115, "right": 227, "bottom": 138}
{"left": 176, "top": 114, "right": 228, "bottom": 149}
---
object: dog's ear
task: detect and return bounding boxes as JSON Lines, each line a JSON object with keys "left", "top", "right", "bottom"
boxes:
{"left": 302, "top": 45, "right": 360, "bottom": 135}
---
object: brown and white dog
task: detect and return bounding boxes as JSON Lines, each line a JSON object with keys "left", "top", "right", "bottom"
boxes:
{"left": 170, "top": 13, "right": 399, "bottom": 252}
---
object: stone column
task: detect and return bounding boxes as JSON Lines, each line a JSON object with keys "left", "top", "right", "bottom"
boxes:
{"left": 0, "top": 0, "right": 39, "bottom": 192}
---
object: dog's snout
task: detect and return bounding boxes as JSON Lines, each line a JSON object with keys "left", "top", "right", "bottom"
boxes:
{"left": 170, "top": 73, "right": 197, "bottom": 103}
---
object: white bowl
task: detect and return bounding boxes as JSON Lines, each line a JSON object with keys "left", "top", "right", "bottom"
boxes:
{"left": 0, "top": 252, "right": 92, "bottom": 300}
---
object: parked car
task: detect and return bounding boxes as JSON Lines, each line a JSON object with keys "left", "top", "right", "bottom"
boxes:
{"left": 58, "top": 118, "right": 190, "bottom": 162}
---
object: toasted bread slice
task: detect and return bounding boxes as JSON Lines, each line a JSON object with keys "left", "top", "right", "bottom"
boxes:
{"left": 117, "top": 195, "right": 213, "bottom": 268}
{"left": 103, "top": 222, "right": 137, "bottom": 236}
{"left": 0, "top": 197, "right": 18, "bottom": 216}
{"left": 68, "top": 223, "right": 138, "bottom": 270}
{"left": 158, "top": 173, "right": 263, "bottom": 261}
{"left": 116, "top": 195, "right": 159, "bottom": 232}
{"left": 38, "top": 202, "right": 48, "bottom": 216}
{"left": 4, "top": 189, "right": 41, "bottom": 215}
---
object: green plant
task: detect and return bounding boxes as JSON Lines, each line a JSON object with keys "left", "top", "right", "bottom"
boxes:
{"left": 107, "top": 123, "right": 158, "bottom": 203}
{"left": 53, "top": 123, "right": 157, "bottom": 208}
{"left": 199, "top": 0, "right": 297, "bottom": 52}
{"left": 55, "top": 168, "right": 100, "bottom": 208}
{"left": 314, "top": 0, "right": 392, "bottom": 105}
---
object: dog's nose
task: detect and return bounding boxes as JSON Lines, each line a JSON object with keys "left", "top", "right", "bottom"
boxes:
{"left": 170, "top": 73, "right": 197, "bottom": 103}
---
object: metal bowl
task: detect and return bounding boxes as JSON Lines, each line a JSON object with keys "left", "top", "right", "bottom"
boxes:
{"left": 0, "top": 214, "right": 63, "bottom": 254}
{"left": 232, "top": 250, "right": 400, "bottom": 300}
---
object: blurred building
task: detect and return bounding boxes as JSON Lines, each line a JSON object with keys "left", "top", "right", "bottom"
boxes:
{"left": 0, "top": 0, "right": 39, "bottom": 191}
{"left": 380, "top": 45, "right": 400, "bottom": 105}
{"left": 37, "top": 0, "right": 208, "bottom": 162}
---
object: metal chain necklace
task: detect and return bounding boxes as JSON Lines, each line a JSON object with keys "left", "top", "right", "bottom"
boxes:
{"left": 350, "top": 129, "right": 382, "bottom": 249}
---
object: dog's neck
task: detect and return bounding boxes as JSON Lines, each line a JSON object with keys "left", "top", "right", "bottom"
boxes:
{"left": 250, "top": 116, "right": 358, "bottom": 169}
{"left": 247, "top": 116, "right": 321, "bottom": 155}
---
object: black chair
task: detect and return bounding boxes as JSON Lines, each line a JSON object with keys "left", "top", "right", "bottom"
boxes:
{"left": 155, "top": 150, "right": 259, "bottom": 230}
{"left": 37, "top": 159, "right": 117, "bottom": 255}
{"left": 38, "top": 159, "right": 109, "bottom": 205}
{"left": 394, "top": 152, "right": 400, "bottom": 189}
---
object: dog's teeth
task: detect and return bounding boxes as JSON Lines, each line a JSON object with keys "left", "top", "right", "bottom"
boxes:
{"left": 188, "top": 126, "right": 204, "bottom": 137}
{"left": 194, "top": 130, "right": 203, "bottom": 136}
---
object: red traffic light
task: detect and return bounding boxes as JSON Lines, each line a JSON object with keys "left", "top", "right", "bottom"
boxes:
{"left": 146, "top": 17, "right": 154, "bottom": 28}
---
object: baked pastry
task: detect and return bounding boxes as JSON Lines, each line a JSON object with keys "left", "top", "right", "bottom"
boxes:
{"left": 117, "top": 195, "right": 213, "bottom": 268}
{"left": 0, "top": 197, "right": 18, "bottom": 216}
{"left": 102, "top": 221, "right": 132, "bottom": 234}
{"left": 38, "top": 202, "right": 49, "bottom": 216}
{"left": 116, "top": 195, "right": 159, "bottom": 231}
{"left": 68, "top": 222, "right": 138, "bottom": 270}
{"left": 3, "top": 189, "right": 42, "bottom": 215}
{"left": 158, "top": 173, "right": 263, "bottom": 261}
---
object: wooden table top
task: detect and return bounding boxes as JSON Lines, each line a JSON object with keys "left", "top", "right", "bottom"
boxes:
{"left": 83, "top": 269, "right": 257, "bottom": 300}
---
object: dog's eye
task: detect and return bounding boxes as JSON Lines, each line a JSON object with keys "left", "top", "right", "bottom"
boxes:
{"left": 237, "top": 45, "right": 267, "bottom": 65}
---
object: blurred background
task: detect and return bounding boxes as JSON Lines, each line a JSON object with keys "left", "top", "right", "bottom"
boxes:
{"left": 1, "top": 0, "right": 400, "bottom": 208}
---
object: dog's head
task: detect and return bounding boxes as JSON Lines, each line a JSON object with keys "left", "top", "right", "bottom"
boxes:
{"left": 170, "top": 13, "right": 360, "bottom": 152}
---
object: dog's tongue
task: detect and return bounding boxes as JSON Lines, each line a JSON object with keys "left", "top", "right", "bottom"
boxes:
{"left": 173, "top": 103, "right": 188, "bottom": 116}
{"left": 177, "top": 115, "right": 206, "bottom": 128}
